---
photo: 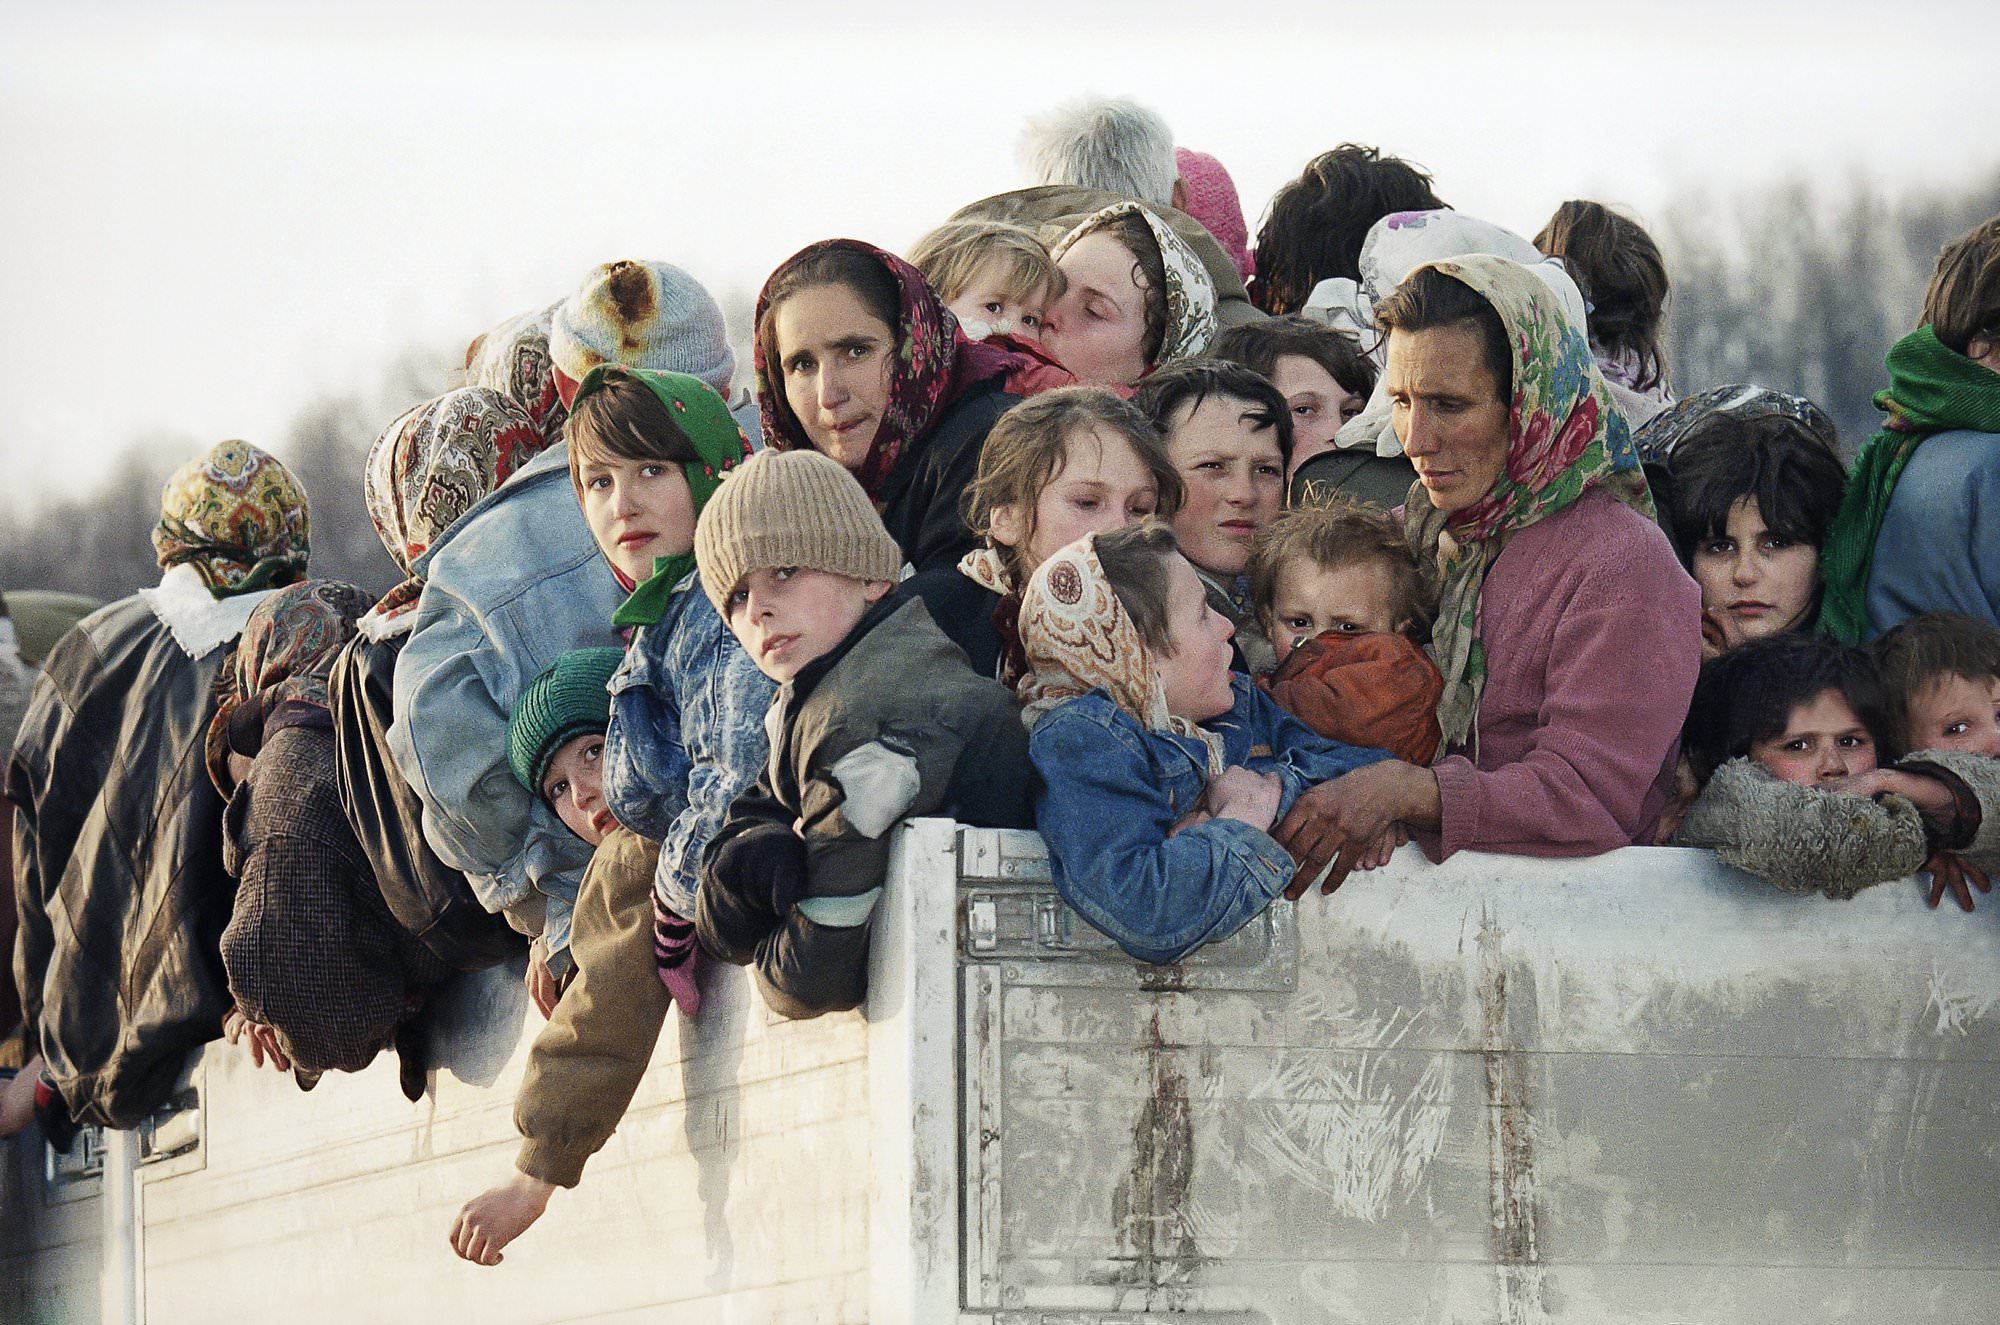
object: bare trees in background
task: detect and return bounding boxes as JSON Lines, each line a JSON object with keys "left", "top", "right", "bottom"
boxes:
{"left": 0, "top": 348, "right": 456, "bottom": 606}
{"left": 3, "top": 172, "right": 1998, "bottom": 604}
{"left": 1663, "top": 170, "right": 2000, "bottom": 453}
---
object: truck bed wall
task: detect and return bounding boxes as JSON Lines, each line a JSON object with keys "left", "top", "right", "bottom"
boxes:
{"left": 4, "top": 825, "right": 1996, "bottom": 1324}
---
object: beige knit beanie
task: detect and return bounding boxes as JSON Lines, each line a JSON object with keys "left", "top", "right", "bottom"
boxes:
{"left": 695, "top": 450, "right": 903, "bottom": 613}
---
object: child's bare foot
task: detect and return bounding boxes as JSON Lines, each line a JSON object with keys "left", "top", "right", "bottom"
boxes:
{"left": 449, "top": 1172, "right": 555, "bottom": 1265}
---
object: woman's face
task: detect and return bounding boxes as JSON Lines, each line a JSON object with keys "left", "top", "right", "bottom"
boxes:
{"left": 1041, "top": 230, "right": 1153, "bottom": 387}
{"left": 773, "top": 281, "right": 897, "bottom": 471}
{"left": 1385, "top": 324, "right": 1510, "bottom": 514}
{"left": 1749, "top": 688, "right": 1878, "bottom": 786}
{"left": 988, "top": 425, "right": 1161, "bottom": 575}
{"left": 1690, "top": 496, "right": 1819, "bottom": 653}
{"left": 1163, "top": 395, "right": 1286, "bottom": 578}
{"left": 1270, "top": 353, "right": 1366, "bottom": 479}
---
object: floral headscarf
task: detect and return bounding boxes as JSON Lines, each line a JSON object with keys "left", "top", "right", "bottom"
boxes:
{"left": 205, "top": 578, "right": 373, "bottom": 797}
{"left": 958, "top": 545, "right": 1034, "bottom": 687}
{"left": 1016, "top": 534, "right": 1227, "bottom": 776}
{"left": 1052, "top": 202, "right": 1218, "bottom": 371}
{"left": 360, "top": 386, "right": 549, "bottom": 633}
{"left": 152, "top": 440, "right": 310, "bottom": 599}
{"left": 1632, "top": 383, "right": 1838, "bottom": 466}
{"left": 467, "top": 304, "right": 569, "bottom": 447}
{"left": 1403, "top": 254, "right": 1653, "bottom": 750}
{"left": 755, "top": 239, "right": 1018, "bottom": 501}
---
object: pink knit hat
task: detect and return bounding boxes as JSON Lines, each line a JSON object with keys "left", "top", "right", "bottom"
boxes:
{"left": 1174, "top": 147, "right": 1254, "bottom": 283}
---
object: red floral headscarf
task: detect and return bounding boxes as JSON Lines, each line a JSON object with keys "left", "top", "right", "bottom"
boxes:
{"left": 754, "top": 239, "right": 1018, "bottom": 499}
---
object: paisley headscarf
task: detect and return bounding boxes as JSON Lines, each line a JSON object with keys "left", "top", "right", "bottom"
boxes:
{"left": 205, "top": 579, "right": 373, "bottom": 797}
{"left": 1052, "top": 202, "right": 1218, "bottom": 372}
{"left": 958, "top": 545, "right": 1034, "bottom": 688}
{"left": 755, "top": 239, "right": 1018, "bottom": 501}
{"left": 1016, "top": 534, "right": 1227, "bottom": 776}
{"left": 569, "top": 366, "right": 757, "bottom": 628}
{"left": 466, "top": 304, "right": 569, "bottom": 446}
{"left": 152, "top": 441, "right": 310, "bottom": 599}
{"left": 1633, "top": 384, "right": 1837, "bottom": 466}
{"left": 1402, "top": 254, "right": 1654, "bottom": 750}
{"left": 360, "top": 386, "right": 549, "bottom": 633}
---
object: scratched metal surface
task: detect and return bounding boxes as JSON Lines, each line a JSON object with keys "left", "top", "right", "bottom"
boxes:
{"left": 956, "top": 834, "right": 2000, "bottom": 1324}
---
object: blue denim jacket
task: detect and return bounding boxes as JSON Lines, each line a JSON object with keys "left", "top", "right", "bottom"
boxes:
{"left": 602, "top": 578, "right": 775, "bottom": 918}
{"left": 1031, "top": 674, "right": 1391, "bottom": 964}
{"left": 387, "top": 443, "right": 624, "bottom": 960}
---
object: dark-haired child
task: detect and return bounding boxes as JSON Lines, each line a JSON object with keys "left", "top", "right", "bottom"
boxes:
{"left": 1211, "top": 315, "right": 1409, "bottom": 505}
{"left": 1645, "top": 387, "right": 1847, "bottom": 656}
{"left": 1019, "top": 522, "right": 1393, "bottom": 964}
{"left": 695, "top": 449, "right": 1035, "bottom": 1019}
{"left": 1672, "top": 634, "right": 2000, "bottom": 903}
{"left": 1132, "top": 359, "right": 1292, "bottom": 674}
{"left": 1250, "top": 498, "right": 1444, "bottom": 766}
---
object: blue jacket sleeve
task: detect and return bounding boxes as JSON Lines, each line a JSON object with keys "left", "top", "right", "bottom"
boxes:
{"left": 1031, "top": 700, "right": 1298, "bottom": 965}
{"left": 603, "top": 626, "right": 692, "bottom": 845}
{"left": 1237, "top": 681, "right": 1394, "bottom": 816}
{"left": 655, "top": 621, "right": 775, "bottom": 918}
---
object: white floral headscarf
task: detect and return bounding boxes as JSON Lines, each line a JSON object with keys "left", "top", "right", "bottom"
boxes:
{"left": 1054, "top": 202, "right": 1218, "bottom": 371}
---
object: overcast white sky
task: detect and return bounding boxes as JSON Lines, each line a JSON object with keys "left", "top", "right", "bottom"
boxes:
{"left": 3, "top": 0, "right": 1996, "bottom": 507}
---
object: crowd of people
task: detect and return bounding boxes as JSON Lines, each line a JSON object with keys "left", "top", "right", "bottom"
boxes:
{"left": 2, "top": 96, "right": 1998, "bottom": 1268}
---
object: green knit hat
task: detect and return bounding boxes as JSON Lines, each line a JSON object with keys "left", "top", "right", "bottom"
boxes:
{"left": 506, "top": 646, "right": 624, "bottom": 793}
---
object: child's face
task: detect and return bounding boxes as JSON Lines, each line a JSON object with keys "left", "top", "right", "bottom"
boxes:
{"left": 542, "top": 734, "right": 616, "bottom": 846}
{"left": 989, "top": 426, "right": 1160, "bottom": 575}
{"left": 1164, "top": 395, "right": 1285, "bottom": 579}
{"left": 1264, "top": 556, "right": 1404, "bottom": 659}
{"left": 578, "top": 452, "right": 696, "bottom": 585}
{"left": 947, "top": 264, "right": 1049, "bottom": 342}
{"left": 725, "top": 567, "right": 892, "bottom": 683}
{"left": 1750, "top": 687, "right": 1878, "bottom": 786}
{"left": 1041, "top": 231, "right": 1152, "bottom": 386}
{"left": 1690, "top": 496, "right": 1819, "bottom": 653}
{"left": 773, "top": 281, "right": 897, "bottom": 472}
{"left": 1904, "top": 673, "right": 2000, "bottom": 757}
{"left": 1157, "top": 553, "right": 1238, "bottom": 724}
{"left": 1269, "top": 353, "right": 1366, "bottom": 479}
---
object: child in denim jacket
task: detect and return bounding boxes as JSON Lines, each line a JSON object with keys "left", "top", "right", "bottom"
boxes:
{"left": 1017, "top": 522, "right": 1394, "bottom": 964}
{"left": 695, "top": 449, "right": 1035, "bottom": 1019}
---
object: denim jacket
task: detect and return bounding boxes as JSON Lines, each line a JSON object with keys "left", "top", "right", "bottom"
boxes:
{"left": 602, "top": 577, "right": 775, "bottom": 918}
{"left": 1031, "top": 674, "right": 1390, "bottom": 964}
{"left": 387, "top": 443, "right": 623, "bottom": 960}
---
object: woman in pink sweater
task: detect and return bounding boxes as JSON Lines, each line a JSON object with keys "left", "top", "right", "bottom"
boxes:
{"left": 1278, "top": 254, "right": 1701, "bottom": 888}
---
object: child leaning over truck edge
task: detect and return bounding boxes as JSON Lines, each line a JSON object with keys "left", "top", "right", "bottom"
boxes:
{"left": 1017, "top": 521, "right": 1395, "bottom": 965}
{"left": 694, "top": 449, "right": 1036, "bottom": 1019}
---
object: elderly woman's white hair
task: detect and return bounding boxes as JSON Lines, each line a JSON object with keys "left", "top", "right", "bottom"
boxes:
{"left": 1018, "top": 96, "right": 1178, "bottom": 206}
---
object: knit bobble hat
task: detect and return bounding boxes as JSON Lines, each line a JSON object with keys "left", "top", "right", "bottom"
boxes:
{"left": 506, "top": 646, "right": 625, "bottom": 794}
{"left": 549, "top": 260, "right": 736, "bottom": 399}
{"left": 695, "top": 450, "right": 903, "bottom": 615}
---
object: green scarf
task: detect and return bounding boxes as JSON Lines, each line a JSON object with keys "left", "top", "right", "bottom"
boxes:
{"left": 569, "top": 365, "right": 756, "bottom": 629}
{"left": 1818, "top": 326, "right": 2000, "bottom": 644}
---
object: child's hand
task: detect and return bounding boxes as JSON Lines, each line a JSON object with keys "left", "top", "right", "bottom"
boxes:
{"left": 1167, "top": 807, "right": 1214, "bottom": 838}
{"left": 450, "top": 1171, "right": 556, "bottom": 1267}
{"left": 1205, "top": 767, "right": 1283, "bottom": 834}
{"left": 1827, "top": 768, "right": 1956, "bottom": 816}
{"left": 1924, "top": 851, "right": 1992, "bottom": 913}
{"left": 525, "top": 944, "right": 560, "bottom": 1019}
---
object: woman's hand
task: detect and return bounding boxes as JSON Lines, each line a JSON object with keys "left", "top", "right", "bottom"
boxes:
{"left": 1924, "top": 851, "right": 1992, "bottom": 912}
{"left": 1275, "top": 761, "right": 1439, "bottom": 897}
{"left": 223, "top": 1009, "right": 292, "bottom": 1073}
{"left": 1205, "top": 767, "right": 1283, "bottom": 834}
{"left": 525, "top": 942, "right": 560, "bottom": 1019}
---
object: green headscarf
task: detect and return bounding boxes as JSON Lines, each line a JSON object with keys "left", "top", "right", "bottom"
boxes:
{"left": 1401, "top": 255, "right": 1653, "bottom": 751}
{"left": 571, "top": 365, "right": 755, "bottom": 628}
{"left": 1817, "top": 325, "right": 2000, "bottom": 644}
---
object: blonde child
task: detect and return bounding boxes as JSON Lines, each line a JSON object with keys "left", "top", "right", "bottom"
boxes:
{"left": 909, "top": 219, "right": 1078, "bottom": 396}
{"left": 1250, "top": 497, "right": 1443, "bottom": 765}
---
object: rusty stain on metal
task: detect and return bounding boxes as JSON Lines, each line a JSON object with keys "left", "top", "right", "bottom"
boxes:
{"left": 1480, "top": 905, "right": 1550, "bottom": 1324}
{"left": 1109, "top": 1007, "right": 1204, "bottom": 1304}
